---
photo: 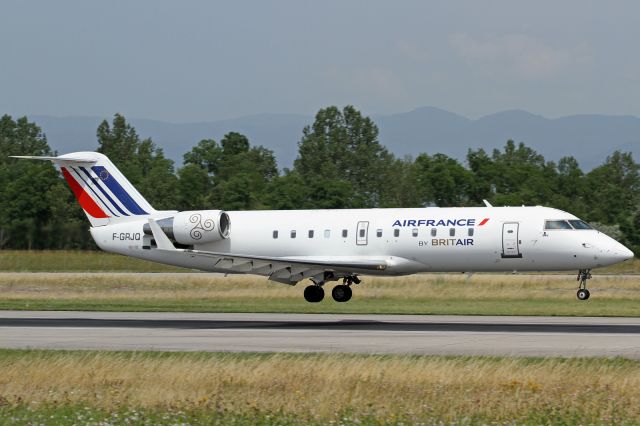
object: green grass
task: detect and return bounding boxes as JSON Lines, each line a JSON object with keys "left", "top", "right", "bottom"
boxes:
{"left": 0, "top": 250, "right": 184, "bottom": 272}
{"left": 1, "top": 272, "right": 640, "bottom": 316}
{"left": 1, "top": 349, "right": 640, "bottom": 425}
{"left": 3, "top": 296, "right": 640, "bottom": 316}
{"left": 1, "top": 250, "right": 640, "bottom": 316}
{"left": 1, "top": 249, "right": 639, "bottom": 273}
{"left": 2, "top": 404, "right": 636, "bottom": 426}
{"left": 1, "top": 350, "right": 640, "bottom": 425}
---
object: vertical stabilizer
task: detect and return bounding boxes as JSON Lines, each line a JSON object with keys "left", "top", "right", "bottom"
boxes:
{"left": 11, "top": 152, "right": 156, "bottom": 227}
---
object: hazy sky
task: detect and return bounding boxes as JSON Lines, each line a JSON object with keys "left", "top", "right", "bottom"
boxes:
{"left": 2, "top": 0, "right": 639, "bottom": 122}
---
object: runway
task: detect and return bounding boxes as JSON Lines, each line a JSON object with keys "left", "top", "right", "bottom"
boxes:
{"left": 2, "top": 311, "right": 640, "bottom": 358}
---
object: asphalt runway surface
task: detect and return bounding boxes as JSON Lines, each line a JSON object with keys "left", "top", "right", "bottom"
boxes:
{"left": 2, "top": 311, "right": 640, "bottom": 358}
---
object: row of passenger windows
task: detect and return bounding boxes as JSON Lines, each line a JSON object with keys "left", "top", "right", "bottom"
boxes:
{"left": 544, "top": 219, "right": 593, "bottom": 230}
{"left": 272, "top": 228, "right": 475, "bottom": 239}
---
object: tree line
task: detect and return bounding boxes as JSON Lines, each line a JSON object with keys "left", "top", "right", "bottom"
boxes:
{"left": 1, "top": 106, "right": 639, "bottom": 254}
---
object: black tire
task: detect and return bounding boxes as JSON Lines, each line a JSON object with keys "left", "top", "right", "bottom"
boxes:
{"left": 577, "top": 289, "right": 589, "bottom": 301}
{"left": 342, "top": 285, "right": 352, "bottom": 302}
{"left": 304, "top": 285, "right": 324, "bottom": 303}
{"left": 332, "top": 284, "right": 352, "bottom": 302}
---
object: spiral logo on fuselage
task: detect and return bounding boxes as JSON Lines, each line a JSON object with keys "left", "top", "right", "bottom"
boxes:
{"left": 189, "top": 213, "right": 215, "bottom": 240}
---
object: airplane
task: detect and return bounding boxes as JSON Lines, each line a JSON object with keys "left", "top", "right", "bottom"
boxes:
{"left": 13, "top": 151, "right": 634, "bottom": 302}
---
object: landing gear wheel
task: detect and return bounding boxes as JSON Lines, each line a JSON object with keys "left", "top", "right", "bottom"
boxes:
{"left": 576, "top": 269, "right": 592, "bottom": 301}
{"left": 304, "top": 285, "right": 324, "bottom": 303}
{"left": 577, "top": 289, "right": 590, "bottom": 300}
{"left": 332, "top": 284, "right": 352, "bottom": 302}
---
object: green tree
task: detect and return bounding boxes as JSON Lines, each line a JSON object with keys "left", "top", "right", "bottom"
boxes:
{"left": 183, "top": 139, "right": 221, "bottom": 175}
{"left": 466, "top": 148, "right": 494, "bottom": 203}
{"left": 552, "top": 156, "right": 587, "bottom": 217}
{"left": 180, "top": 132, "right": 278, "bottom": 210}
{"left": 97, "top": 114, "right": 178, "bottom": 209}
{"left": 0, "top": 115, "right": 90, "bottom": 249}
{"left": 412, "top": 153, "right": 473, "bottom": 207}
{"left": 262, "top": 171, "right": 309, "bottom": 210}
{"left": 294, "top": 105, "right": 396, "bottom": 208}
{"left": 470, "top": 140, "right": 561, "bottom": 206}
{"left": 585, "top": 151, "right": 640, "bottom": 224}
{"left": 176, "top": 164, "right": 212, "bottom": 210}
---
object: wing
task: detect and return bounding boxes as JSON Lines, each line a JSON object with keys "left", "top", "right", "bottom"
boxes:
{"left": 148, "top": 218, "right": 388, "bottom": 285}
{"left": 165, "top": 247, "right": 388, "bottom": 285}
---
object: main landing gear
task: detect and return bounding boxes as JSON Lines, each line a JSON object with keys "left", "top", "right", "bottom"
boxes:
{"left": 303, "top": 285, "right": 324, "bottom": 303}
{"left": 576, "top": 269, "right": 592, "bottom": 300}
{"left": 303, "top": 275, "right": 360, "bottom": 303}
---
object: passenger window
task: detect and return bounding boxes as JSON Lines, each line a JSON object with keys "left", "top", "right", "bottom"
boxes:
{"left": 431, "top": 228, "right": 437, "bottom": 237}
{"left": 449, "top": 228, "right": 455, "bottom": 237}
{"left": 273, "top": 230, "right": 278, "bottom": 239}
{"left": 376, "top": 229, "right": 382, "bottom": 237}
{"left": 324, "top": 229, "right": 330, "bottom": 238}
{"left": 468, "top": 228, "right": 474, "bottom": 237}
{"left": 290, "top": 230, "right": 297, "bottom": 238}
{"left": 359, "top": 229, "right": 365, "bottom": 238}
{"left": 394, "top": 229, "right": 400, "bottom": 237}
{"left": 412, "top": 228, "right": 418, "bottom": 237}
{"left": 342, "top": 229, "right": 348, "bottom": 238}
{"left": 308, "top": 230, "right": 314, "bottom": 238}
{"left": 568, "top": 220, "right": 593, "bottom": 230}
{"left": 544, "top": 220, "right": 572, "bottom": 230}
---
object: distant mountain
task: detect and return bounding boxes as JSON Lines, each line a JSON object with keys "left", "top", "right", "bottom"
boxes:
{"left": 30, "top": 113, "right": 310, "bottom": 170}
{"left": 29, "top": 108, "right": 640, "bottom": 170}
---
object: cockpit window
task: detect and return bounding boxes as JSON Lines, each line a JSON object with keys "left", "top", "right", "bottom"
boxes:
{"left": 568, "top": 220, "right": 593, "bottom": 230}
{"left": 544, "top": 220, "right": 572, "bottom": 230}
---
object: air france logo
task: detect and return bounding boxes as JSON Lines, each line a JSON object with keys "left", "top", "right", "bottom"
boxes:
{"left": 392, "top": 218, "right": 490, "bottom": 248}
{"left": 392, "top": 218, "right": 489, "bottom": 227}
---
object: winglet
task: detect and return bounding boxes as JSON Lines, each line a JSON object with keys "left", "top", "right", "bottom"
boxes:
{"left": 147, "top": 218, "right": 176, "bottom": 250}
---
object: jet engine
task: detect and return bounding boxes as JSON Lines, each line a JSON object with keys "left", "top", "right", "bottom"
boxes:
{"left": 143, "top": 210, "right": 230, "bottom": 245}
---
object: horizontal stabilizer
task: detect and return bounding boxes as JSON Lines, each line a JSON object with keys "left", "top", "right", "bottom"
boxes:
{"left": 10, "top": 154, "right": 98, "bottom": 164}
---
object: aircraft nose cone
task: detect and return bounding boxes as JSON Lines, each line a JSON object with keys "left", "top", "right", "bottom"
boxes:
{"left": 593, "top": 234, "right": 635, "bottom": 265}
{"left": 605, "top": 241, "right": 634, "bottom": 263}
{"left": 621, "top": 245, "right": 635, "bottom": 261}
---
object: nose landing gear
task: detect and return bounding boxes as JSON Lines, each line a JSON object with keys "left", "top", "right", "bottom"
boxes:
{"left": 576, "top": 269, "right": 592, "bottom": 300}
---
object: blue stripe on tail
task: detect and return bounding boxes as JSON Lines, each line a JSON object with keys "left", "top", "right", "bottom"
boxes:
{"left": 69, "top": 166, "right": 119, "bottom": 217}
{"left": 79, "top": 167, "right": 129, "bottom": 216}
{"left": 91, "top": 165, "right": 148, "bottom": 215}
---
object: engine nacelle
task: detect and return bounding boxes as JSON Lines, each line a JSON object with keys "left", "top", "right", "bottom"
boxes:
{"left": 143, "top": 210, "right": 230, "bottom": 245}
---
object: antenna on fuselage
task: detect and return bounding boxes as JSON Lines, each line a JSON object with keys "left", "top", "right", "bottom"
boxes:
{"left": 482, "top": 199, "right": 493, "bottom": 207}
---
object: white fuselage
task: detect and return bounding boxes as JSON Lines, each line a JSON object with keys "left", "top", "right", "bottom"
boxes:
{"left": 91, "top": 206, "right": 633, "bottom": 275}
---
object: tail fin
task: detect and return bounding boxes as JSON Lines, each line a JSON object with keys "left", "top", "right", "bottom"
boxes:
{"left": 11, "top": 152, "right": 156, "bottom": 227}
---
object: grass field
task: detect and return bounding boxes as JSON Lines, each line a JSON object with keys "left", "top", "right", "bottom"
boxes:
{"left": 1, "top": 249, "right": 639, "bottom": 273}
{"left": 0, "top": 349, "right": 639, "bottom": 425}
{"left": 0, "top": 250, "right": 183, "bottom": 272}
{"left": 1, "top": 250, "right": 640, "bottom": 315}
{"left": 1, "top": 271, "right": 640, "bottom": 316}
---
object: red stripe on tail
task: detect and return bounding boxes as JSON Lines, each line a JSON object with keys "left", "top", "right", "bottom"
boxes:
{"left": 61, "top": 167, "right": 109, "bottom": 218}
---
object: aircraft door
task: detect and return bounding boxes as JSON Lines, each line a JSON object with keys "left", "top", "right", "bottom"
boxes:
{"left": 501, "top": 222, "right": 522, "bottom": 258}
{"left": 356, "top": 221, "right": 369, "bottom": 245}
